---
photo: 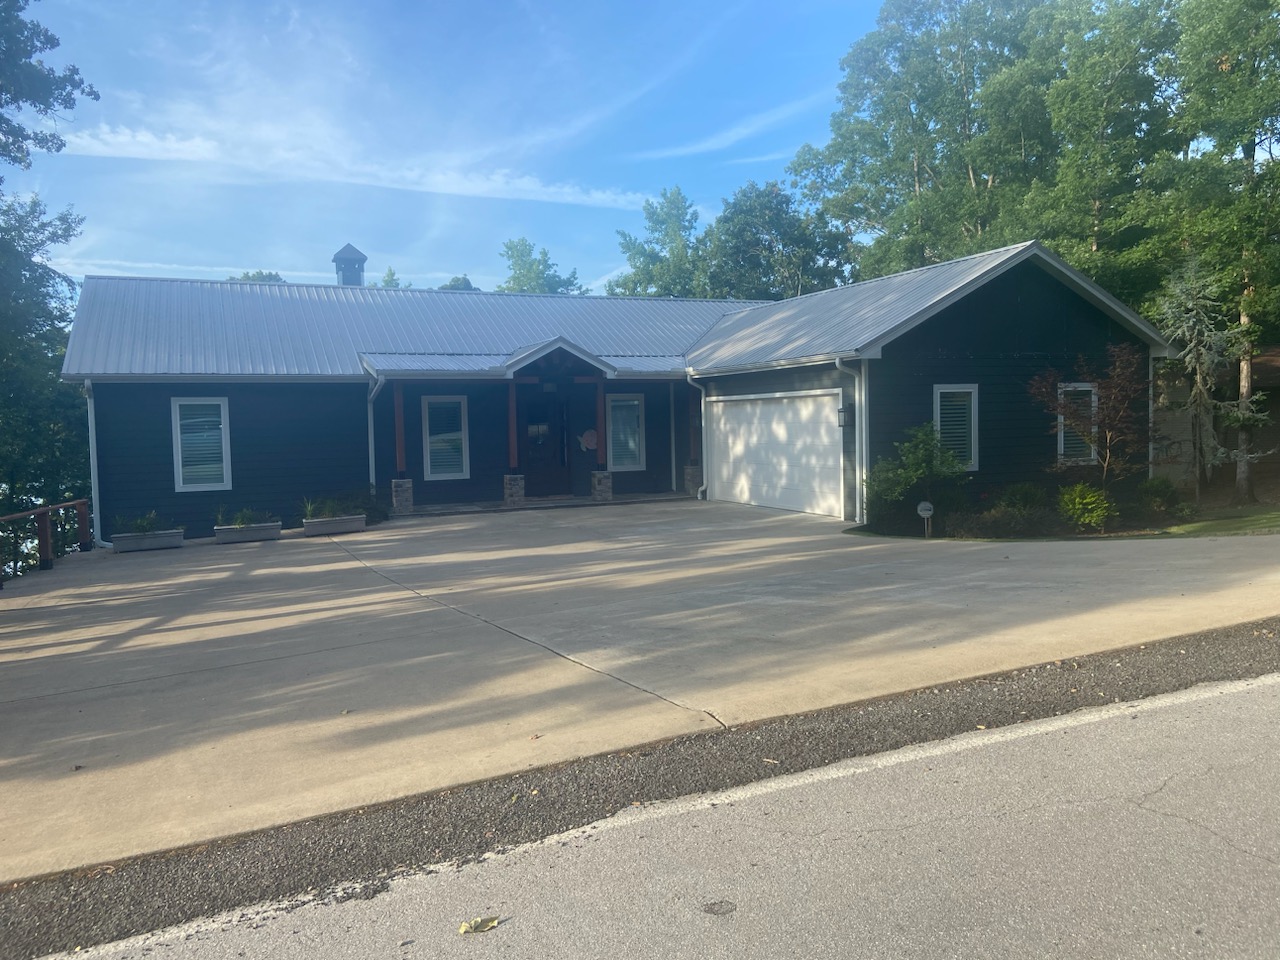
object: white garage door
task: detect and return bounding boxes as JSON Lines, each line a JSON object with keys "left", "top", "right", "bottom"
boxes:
{"left": 706, "top": 391, "right": 844, "bottom": 518}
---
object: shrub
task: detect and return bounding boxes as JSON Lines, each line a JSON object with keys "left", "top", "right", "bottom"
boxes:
{"left": 1136, "top": 477, "right": 1180, "bottom": 517}
{"left": 950, "top": 503, "right": 1060, "bottom": 539}
{"left": 1058, "top": 482, "right": 1115, "bottom": 533}
{"left": 865, "top": 423, "right": 969, "bottom": 533}
{"left": 996, "top": 482, "right": 1051, "bottom": 511}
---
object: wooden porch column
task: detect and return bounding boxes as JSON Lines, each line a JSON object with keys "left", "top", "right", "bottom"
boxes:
{"left": 595, "top": 379, "right": 607, "bottom": 466}
{"left": 393, "top": 383, "right": 406, "bottom": 479}
{"left": 508, "top": 381, "right": 519, "bottom": 469}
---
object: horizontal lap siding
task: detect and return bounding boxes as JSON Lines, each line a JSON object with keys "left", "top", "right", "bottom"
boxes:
{"left": 607, "top": 382, "right": 676, "bottom": 496}
{"left": 95, "top": 382, "right": 369, "bottom": 538}
{"left": 868, "top": 262, "right": 1148, "bottom": 493}
{"left": 374, "top": 383, "right": 509, "bottom": 505}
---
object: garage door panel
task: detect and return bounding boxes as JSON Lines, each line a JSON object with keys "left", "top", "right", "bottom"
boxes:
{"left": 707, "top": 394, "right": 843, "bottom": 518}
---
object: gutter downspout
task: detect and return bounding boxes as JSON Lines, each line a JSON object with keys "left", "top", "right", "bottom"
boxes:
{"left": 686, "top": 372, "right": 709, "bottom": 500}
{"left": 367, "top": 375, "right": 386, "bottom": 491}
{"left": 834, "top": 358, "right": 857, "bottom": 523}
{"left": 85, "top": 379, "right": 111, "bottom": 549}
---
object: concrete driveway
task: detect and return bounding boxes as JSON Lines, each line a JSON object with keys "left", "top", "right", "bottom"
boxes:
{"left": 3, "top": 500, "right": 1279, "bottom": 882}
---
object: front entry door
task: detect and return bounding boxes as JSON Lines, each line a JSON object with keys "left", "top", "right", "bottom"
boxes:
{"left": 519, "top": 389, "right": 571, "bottom": 496}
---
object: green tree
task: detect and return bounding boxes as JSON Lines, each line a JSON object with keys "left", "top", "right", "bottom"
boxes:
{"left": 0, "top": 197, "right": 87, "bottom": 525}
{"left": 438, "top": 274, "right": 478, "bottom": 291}
{"left": 227, "top": 270, "right": 285, "bottom": 282}
{"left": 607, "top": 186, "right": 701, "bottom": 297}
{"left": 495, "top": 238, "right": 586, "bottom": 295}
{"left": 1150, "top": 259, "right": 1241, "bottom": 502}
{"left": 372, "top": 266, "right": 411, "bottom": 289}
{"left": 791, "top": 0, "right": 1053, "bottom": 276}
{"left": 0, "top": 0, "right": 98, "bottom": 177}
{"left": 1169, "top": 0, "right": 1280, "bottom": 503}
{"left": 700, "top": 181, "right": 849, "bottom": 300}
{"left": 0, "top": 0, "right": 95, "bottom": 563}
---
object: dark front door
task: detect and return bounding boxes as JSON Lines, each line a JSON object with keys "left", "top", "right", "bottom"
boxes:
{"left": 519, "top": 389, "right": 571, "bottom": 496}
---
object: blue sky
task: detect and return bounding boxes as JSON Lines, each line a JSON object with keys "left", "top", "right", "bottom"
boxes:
{"left": 12, "top": 0, "right": 880, "bottom": 291}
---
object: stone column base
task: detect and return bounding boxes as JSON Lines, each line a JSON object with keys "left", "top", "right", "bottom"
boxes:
{"left": 683, "top": 465, "right": 704, "bottom": 497}
{"left": 591, "top": 471, "right": 613, "bottom": 502}
{"left": 390, "top": 479, "right": 414, "bottom": 516}
{"left": 504, "top": 474, "right": 525, "bottom": 508}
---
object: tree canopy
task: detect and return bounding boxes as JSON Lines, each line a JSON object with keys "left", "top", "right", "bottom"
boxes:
{"left": 227, "top": 270, "right": 285, "bottom": 283}
{"left": 0, "top": 0, "right": 95, "bottom": 563}
{"left": 496, "top": 238, "right": 587, "bottom": 295}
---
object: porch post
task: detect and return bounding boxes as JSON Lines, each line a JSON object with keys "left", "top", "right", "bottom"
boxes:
{"left": 595, "top": 379, "right": 606, "bottom": 467}
{"left": 393, "top": 383, "right": 407, "bottom": 479}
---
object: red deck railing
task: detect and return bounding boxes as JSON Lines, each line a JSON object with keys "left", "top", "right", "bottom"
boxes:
{"left": 0, "top": 499, "right": 93, "bottom": 587}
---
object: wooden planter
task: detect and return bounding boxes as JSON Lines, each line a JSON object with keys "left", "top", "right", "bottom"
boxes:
{"left": 214, "top": 521, "right": 282, "bottom": 544}
{"left": 112, "top": 529, "right": 185, "bottom": 553}
{"left": 302, "top": 514, "right": 366, "bottom": 537}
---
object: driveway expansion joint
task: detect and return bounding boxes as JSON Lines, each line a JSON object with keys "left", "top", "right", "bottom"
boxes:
{"left": 333, "top": 542, "right": 727, "bottom": 729}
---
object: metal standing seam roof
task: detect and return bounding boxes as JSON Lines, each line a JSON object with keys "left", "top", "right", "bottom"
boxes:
{"left": 685, "top": 241, "right": 1173, "bottom": 371}
{"left": 63, "top": 279, "right": 765, "bottom": 379}
{"left": 63, "top": 241, "right": 1172, "bottom": 382}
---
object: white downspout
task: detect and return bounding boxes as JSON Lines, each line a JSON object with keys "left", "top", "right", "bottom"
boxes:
{"left": 834, "top": 358, "right": 857, "bottom": 523}
{"left": 85, "top": 379, "right": 110, "bottom": 548}
{"left": 685, "top": 372, "right": 709, "bottom": 500}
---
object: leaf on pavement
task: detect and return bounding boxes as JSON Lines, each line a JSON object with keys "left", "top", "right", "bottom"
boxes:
{"left": 459, "top": 916, "right": 500, "bottom": 935}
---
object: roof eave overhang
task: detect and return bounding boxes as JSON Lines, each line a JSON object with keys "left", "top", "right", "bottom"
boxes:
{"left": 61, "top": 373, "right": 372, "bottom": 383}
{"left": 688, "top": 353, "right": 862, "bottom": 378}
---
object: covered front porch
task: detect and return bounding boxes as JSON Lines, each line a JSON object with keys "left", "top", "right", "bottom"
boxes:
{"left": 364, "top": 339, "right": 704, "bottom": 513}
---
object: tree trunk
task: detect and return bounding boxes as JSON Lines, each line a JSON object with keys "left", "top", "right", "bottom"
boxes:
{"left": 1233, "top": 321, "right": 1256, "bottom": 505}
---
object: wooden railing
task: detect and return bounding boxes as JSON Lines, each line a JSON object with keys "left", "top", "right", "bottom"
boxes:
{"left": 0, "top": 499, "right": 93, "bottom": 587}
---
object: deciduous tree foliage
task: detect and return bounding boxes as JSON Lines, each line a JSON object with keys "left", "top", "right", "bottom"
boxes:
{"left": 0, "top": 1, "right": 95, "bottom": 548}
{"left": 227, "top": 270, "right": 285, "bottom": 282}
{"left": 496, "top": 238, "right": 587, "bottom": 295}
{"left": 607, "top": 187, "right": 701, "bottom": 297}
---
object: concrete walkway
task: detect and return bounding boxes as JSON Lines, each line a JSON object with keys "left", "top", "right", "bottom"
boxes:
{"left": 2, "top": 501, "right": 1279, "bottom": 882}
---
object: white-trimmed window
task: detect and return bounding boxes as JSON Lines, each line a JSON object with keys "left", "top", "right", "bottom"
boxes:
{"left": 606, "top": 394, "right": 645, "bottom": 471}
{"left": 423, "top": 396, "right": 470, "bottom": 480}
{"left": 933, "top": 384, "right": 978, "bottom": 471}
{"left": 171, "top": 397, "right": 232, "bottom": 491}
{"left": 1059, "top": 383, "right": 1098, "bottom": 462}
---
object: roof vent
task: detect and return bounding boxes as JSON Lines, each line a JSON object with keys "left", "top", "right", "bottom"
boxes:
{"left": 332, "top": 243, "right": 368, "bottom": 286}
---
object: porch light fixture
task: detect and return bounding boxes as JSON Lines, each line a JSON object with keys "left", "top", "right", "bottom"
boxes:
{"left": 837, "top": 405, "right": 848, "bottom": 428}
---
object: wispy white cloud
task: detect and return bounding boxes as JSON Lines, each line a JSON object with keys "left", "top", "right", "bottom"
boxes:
{"left": 632, "top": 91, "right": 829, "bottom": 160}
{"left": 724, "top": 149, "right": 797, "bottom": 165}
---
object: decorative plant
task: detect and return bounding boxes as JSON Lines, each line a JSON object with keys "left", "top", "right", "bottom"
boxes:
{"left": 1058, "top": 482, "right": 1116, "bottom": 533}
{"left": 865, "top": 423, "right": 968, "bottom": 533}
{"left": 116, "top": 511, "right": 167, "bottom": 533}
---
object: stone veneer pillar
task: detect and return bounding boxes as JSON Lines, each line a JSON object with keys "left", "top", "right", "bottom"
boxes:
{"left": 504, "top": 474, "right": 526, "bottom": 508}
{"left": 591, "top": 471, "right": 613, "bottom": 502}
{"left": 390, "top": 479, "right": 414, "bottom": 516}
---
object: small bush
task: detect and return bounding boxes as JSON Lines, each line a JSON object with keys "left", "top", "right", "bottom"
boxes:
{"left": 996, "top": 482, "right": 1051, "bottom": 511}
{"left": 1058, "top": 482, "right": 1115, "bottom": 533}
{"left": 950, "top": 503, "right": 1060, "bottom": 539}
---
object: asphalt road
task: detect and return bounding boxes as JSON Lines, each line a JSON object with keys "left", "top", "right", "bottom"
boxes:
{"left": 37, "top": 671, "right": 1280, "bottom": 959}
{"left": 3, "top": 615, "right": 1278, "bottom": 960}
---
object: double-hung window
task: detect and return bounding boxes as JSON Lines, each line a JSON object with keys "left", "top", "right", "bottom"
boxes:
{"left": 1059, "top": 383, "right": 1098, "bottom": 462}
{"left": 423, "top": 396, "right": 470, "bottom": 480}
{"left": 933, "top": 384, "right": 978, "bottom": 471}
{"left": 606, "top": 394, "right": 645, "bottom": 471}
{"left": 171, "top": 397, "right": 232, "bottom": 491}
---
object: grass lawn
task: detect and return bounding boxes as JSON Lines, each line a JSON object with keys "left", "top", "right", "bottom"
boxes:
{"left": 1163, "top": 502, "right": 1280, "bottom": 537}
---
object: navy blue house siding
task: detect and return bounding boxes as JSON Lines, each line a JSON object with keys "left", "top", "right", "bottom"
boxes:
{"left": 94, "top": 381, "right": 369, "bottom": 539}
{"left": 866, "top": 261, "right": 1148, "bottom": 493}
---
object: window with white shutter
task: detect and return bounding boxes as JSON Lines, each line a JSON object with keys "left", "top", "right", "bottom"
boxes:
{"left": 1059, "top": 383, "right": 1098, "bottom": 462}
{"left": 933, "top": 384, "right": 978, "bottom": 471}
{"left": 606, "top": 395, "right": 645, "bottom": 471}
{"left": 172, "top": 398, "right": 232, "bottom": 491}
{"left": 423, "top": 397, "right": 470, "bottom": 480}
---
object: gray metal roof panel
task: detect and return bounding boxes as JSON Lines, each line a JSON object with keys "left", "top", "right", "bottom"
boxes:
{"left": 64, "top": 279, "right": 763, "bottom": 378}
{"left": 687, "top": 241, "right": 1171, "bottom": 369}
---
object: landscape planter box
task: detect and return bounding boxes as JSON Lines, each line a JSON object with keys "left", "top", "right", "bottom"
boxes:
{"left": 214, "top": 521, "right": 282, "bottom": 544}
{"left": 302, "top": 514, "right": 366, "bottom": 537}
{"left": 112, "top": 529, "right": 185, "bottom": 553}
